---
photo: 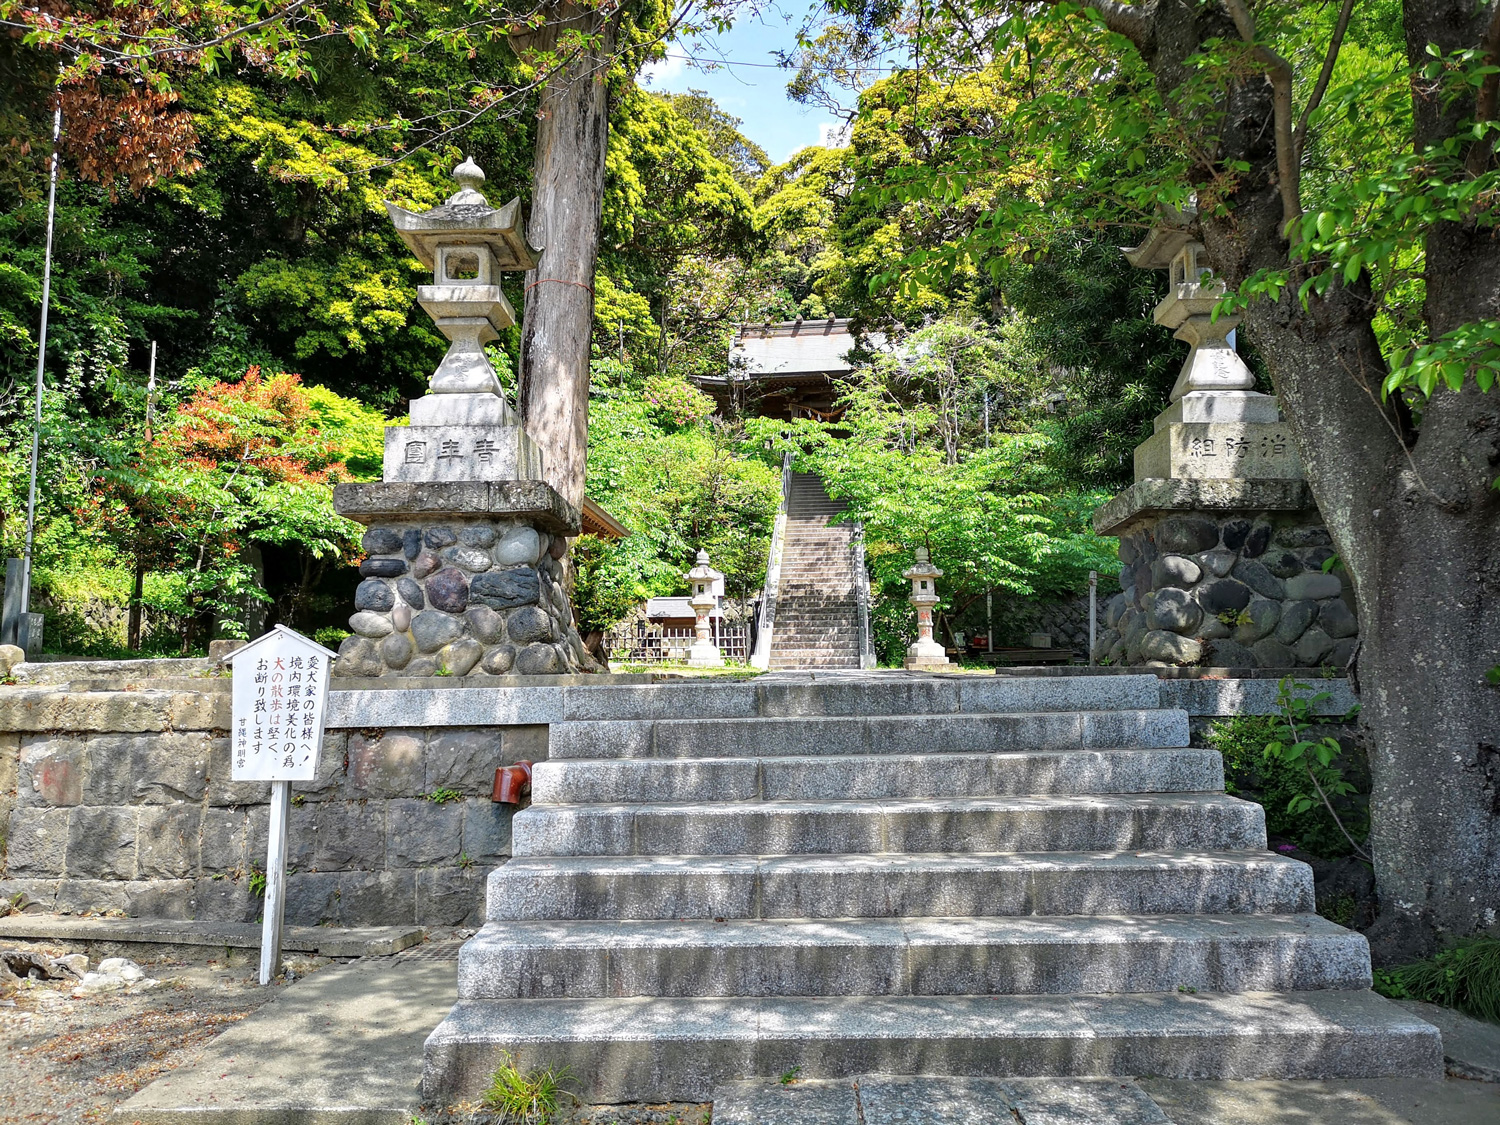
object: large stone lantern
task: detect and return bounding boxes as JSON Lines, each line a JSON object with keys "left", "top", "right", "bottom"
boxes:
{"left": 329, "top": 159, "right": 595, "bottom": 678}
{"left": 685, "top": 549, "right": 725, "bottom": 669}
{"left": 903, "top": 547, "right": 952, "bottom": 671}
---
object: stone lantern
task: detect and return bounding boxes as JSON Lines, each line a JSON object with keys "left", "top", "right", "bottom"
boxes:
{"left": 685, "top": 548, "right": 725, "bottom": 669}
{"left": 903, "top": 546, "right": 952, "bottom": 671}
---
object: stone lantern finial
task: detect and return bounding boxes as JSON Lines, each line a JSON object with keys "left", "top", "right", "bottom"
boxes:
{"left": 685, "top": 548, "right": 725, "bottom": 669}
{"left": 449, "top": 156, "right": 487, "bottom": 205}
{"left": 902, "top": 546, "right": 952, "bottom": 671}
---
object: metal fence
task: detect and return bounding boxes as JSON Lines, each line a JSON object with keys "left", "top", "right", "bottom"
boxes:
{"left": 605, "top": 622, "right": 752, "bottom": 663}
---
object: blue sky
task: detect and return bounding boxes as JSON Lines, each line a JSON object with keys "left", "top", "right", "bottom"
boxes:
{"left": 638, "top": 4, "right": 845, "bottom": 163}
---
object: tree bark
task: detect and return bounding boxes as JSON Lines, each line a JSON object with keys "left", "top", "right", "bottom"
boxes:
{"left": 1138, "top": 0, "right": 1500, "bottom": 956}
{"left": 517, "top": 1, "right": 616, "bottom": 513}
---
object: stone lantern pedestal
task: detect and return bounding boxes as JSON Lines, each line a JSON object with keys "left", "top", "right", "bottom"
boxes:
{"left": 1091, "top": 217, "right": 1357, "bottom": 672}
{"left": 903, "top": 547, "right": 952, "bottom": 671}
{"left": 330, "top": 160, "right": 595, "bottom": 677}
{"left": 685, "top": 549, "right": 726, "bottom": 669}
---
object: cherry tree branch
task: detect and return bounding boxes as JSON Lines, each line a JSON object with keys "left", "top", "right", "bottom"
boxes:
{"left": 1294, "top": 0, "right": 1357, "bottom": 167}
{"left": 1223, "top": 0, "right": 1300, "bottom": 229}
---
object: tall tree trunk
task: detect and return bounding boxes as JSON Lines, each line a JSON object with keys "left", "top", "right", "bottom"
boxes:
{"left": 517, "top": 1, "right": 616, "bottom": 513}
{"left": 1133, "top": 0, "right": 1500, "bottom": 957}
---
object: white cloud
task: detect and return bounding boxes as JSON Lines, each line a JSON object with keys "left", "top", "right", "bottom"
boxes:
{"left": 818, "top": 121, "right": 851, "bottom": 148}
{"left": 640, "top": 54, "right": 686, "bottom": 87}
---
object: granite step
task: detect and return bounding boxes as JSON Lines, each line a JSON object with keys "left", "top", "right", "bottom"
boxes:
{"left": 510, "top": 794, "right": 1266, "bottom": 857}
{"left": 485, "top": 850, "right": 1314, "bottom": 922}
{"left": 455, "top": 913, "right": 1372, "bottom": 999}
{"left": 530, "top": 748, "right": 1225, "bottom": 804}
{"left": 547, "top": 708, "right": 1190, "bottom": 760}
{"left": 422, "top": 989, "right": 1443, "bottom": 1103}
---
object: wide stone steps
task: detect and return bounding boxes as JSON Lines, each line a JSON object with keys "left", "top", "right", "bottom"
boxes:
{"left": 454, "top": 914, "right": 1371, "bottom": 999}
{"left": 530, "top": 748, "right": 1225, "bottom": 804}
{"left": 547, "top": 708, "right": 1189, "bottom": 760}
{"left": 423, "top": 990, "right": 1441, "bottom": 1103}
{"left": 511, "top": 794, "right": 1265, "bottom": 857}
{"left": 484, "top": 850, "right": 1315, "bottom": 922}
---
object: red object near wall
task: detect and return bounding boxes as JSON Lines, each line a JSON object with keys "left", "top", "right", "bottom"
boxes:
{"left": 492, "top": 761, "right": 533, "bottom": 805}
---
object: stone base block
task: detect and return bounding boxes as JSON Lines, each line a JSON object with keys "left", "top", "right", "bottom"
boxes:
{"left": 384, "top": 424, "right": 542, "bottom": 483}
{"left": 1134, "top": 422, "right": 1301, "bottom": 481}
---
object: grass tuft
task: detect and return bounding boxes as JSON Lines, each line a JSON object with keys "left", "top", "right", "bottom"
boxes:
{"left": 1374, "top": 936, "right": 1500, "bottom": 1024}
{"left": 482, "top": 1052, "right": 573, "bottom": 1124}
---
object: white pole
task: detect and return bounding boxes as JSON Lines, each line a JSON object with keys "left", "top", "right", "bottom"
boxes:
{"left": 1088, "top": 570, "right": 1098, "bottom": 666}
{"left": 144, "top": 341, "right": 157, "bottom": 440}
{"left": 259, "top": 779, "right": 291, "bottom": 985}
{"left": 21, "top": 101, "right": 63, "bottom": 621}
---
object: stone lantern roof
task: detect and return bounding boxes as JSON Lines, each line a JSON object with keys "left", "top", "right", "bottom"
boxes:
{"left": 383, "top": 157, "right": 543, "bottom": 273}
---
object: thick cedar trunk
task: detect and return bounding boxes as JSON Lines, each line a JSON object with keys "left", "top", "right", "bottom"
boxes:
{"left": 1134, "top": 0, "right": 1500, "bottom": 955}
{"left": 518, "top": 2, "right": 615, "bottom": 513}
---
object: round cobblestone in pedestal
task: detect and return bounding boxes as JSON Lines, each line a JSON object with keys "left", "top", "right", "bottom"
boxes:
{"left": 482, "top": 645, "right": 516, "bottom": 674}
{"left": 411, "top": 609, "right": 465, "bottom": 653}
{"left": 1196, "top": 548, "right": 1236, "bottom": 578}
{"left": 424, "top": 527, "right": 457, "bottom": 548}
{"left": 1139, "top": 630, "right": 1203, "bottom": 666}
{"left": 406, "top": 655, "right": 439, "bottom": 677}
{"left": 1275, "top": 599, "right": 1317, "bottom": 645}
{"left": 1318, "top": 598, "right": 1358, "bottom": 639}
{"left": 494, "top": 527, "right": 540, "bottom": 567}
{"left": 1329, "top": 637, "right": 1357, "bottom": 670}
{"left": 1149, "top": 588, "right": 1201, "bottom": 635}
{"left": 466, "top": 606, "right": 505, "bottom": 644}
{"left": 392, "top": 602, "right": 412, "bottom": 631}
{"left": 548, "top": 535, "right": 568, "bottom": 560}
{"left": 1197, "top": 578, "right": 1252, "bottom": 615}
{"left": 516, "top": 642, "right": 562, "bottom": 675}
{"left": 1151, "top": 555, "right": 1202, "bottom": 588}
{"left": 1252, "top": 637, "right": 1294, "bottom": 667}
{"left": 1266, "top": 551, "right": 1304, "bottom": 579}
{"left": 441, "top": 638, "right": 484, "bottom": 676}
{"left": 1221, "top": 519, "right": 1252, "bottom": 551}
{"left": 1197, "top": 616, "right": 1231, "bottom": 640}
{"left": 506, "top": 605, "right": 554, "bottom": 644}
{"left": 381, "top": 633, "right": 413, "bottom": 669}
{"left": 1285, "top": 571, "right": 1341, "bottom": 600}
{"left": 1275, "top": 525, "right": 1332, "bottom": 548}
{"left": 1234, "top": 597, "right": 1281, "bottom": 643}
{"left": 1207, "top": 639, "right": 1257, "bottom": 668}
{"left": 426, "top": 567, "right": 470, "bottom": 612}
{"left": 360, "top": 557, "right": 408, "bottom": 578}
{"left": 354, "top": 578, "right": 395, "bottom": 612}
{"left": 459, "top": 526, "right": 497, "bottom": 548}
{"left": 349, "top": 611, "right": 393, "bottom": 638}
{"left": 1231, "top": 559, "right": 1284, "bottom": 600}
{"left": 470, "top": 568, "right": 540, "bottom": 609}
{"left": 443, "top": 545, "right": 495, "bottom": 573}
{"left": 1243, "top": 522, "right": 1272, "bottom": 557}
{"left": 411, "top": 551, "right": 440, "bottom": 580}
{"left": 362, "top": 528, "right": 403, "bottom": 556}
{"left": 402, "top": 528, "right": 423, "bottom": 560}
{"left": 397, "top": 577, "right": 425, "bottom": 608}
{"left": 1105, "top": 593, "right": 1127, "bottom": 629}
{"left": 335, "top": 635, "right": 382, "bottom": 677}
{"left": 1293, "top": 626, "right": 1334, "bottom": 664}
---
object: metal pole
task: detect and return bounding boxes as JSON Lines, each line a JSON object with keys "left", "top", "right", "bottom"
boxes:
{"left": 144, "top": 341, "right": 157, "bottom": 440}
{"left": 259, "top": 779, "right": 291, "bottom": 985}
{"left": 986, "top": 587, "right": 993, "bottom": 654}
{"left": 21, "top": 102, "right": 63, "bottom": 619}
{"left": 1088, "top": 570, "right": 1098, "bottom": 666}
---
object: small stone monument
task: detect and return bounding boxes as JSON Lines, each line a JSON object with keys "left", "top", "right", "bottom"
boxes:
{"left": 903, "top": 547, "right": 953, "bottom": 671}
{"left": 685, "top": 549, "right": 725, "bottom": 669}
{"left": 1092, "top": 210, "right": 1357, "bottom": 671}
{"left": 330, "top": 159, "right": 594, "bottom": 677}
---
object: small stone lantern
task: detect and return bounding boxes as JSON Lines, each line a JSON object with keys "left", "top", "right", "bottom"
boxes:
{"left": 685, "top": 548, "right": 725, "bottom": 669}
{"left": 903, "top": 546, "right": 952, "bottom": 671}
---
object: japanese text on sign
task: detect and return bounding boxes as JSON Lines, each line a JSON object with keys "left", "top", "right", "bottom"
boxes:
{"left": 229, "top": 629, "right": 332, "bottom": 782}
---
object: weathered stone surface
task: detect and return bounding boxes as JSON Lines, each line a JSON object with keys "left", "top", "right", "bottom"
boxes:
{"left": 350, "top": 611, "right": 394, "bottom": 639}
{"left": 362, "top": 527, "right": 403, "bottom": 556}
{"left": 19, "top": 737, "right": 85, "bottom": 807}
{"left": 548, "top": 534, "right": 568, "bottom": 559}
{"left": 441, "top": 639, "right": 484, "bottom": 677}
{"left": 424, "top": 527, "right": 458, "bottom": 548}
{"left": 515, "top": 642, "right": 563, "bottom": 675}
{"left": 481, "top": 645, "right": 516, "bottom": 675}
{"left": 1197, "top": 616, "right": 1231, "bottom": 640}
{"left": 1242, "top": 522, "right": 1272, "bottom": 557}
{"left": 361, "top": 557, "right": 408, "bottom": 578}
{"left": 1329, "top": 637, "right": 1357, "bottom": 670}
{"left": 311, "top": 802, "right": 387, "bottom": 871}
{"left": 387, "top": 798, "right": 463, "bottom": 867}
{"left": 1151, "top": 555, "right": 1201, "bottom": 588}
{"left": 506, "top": 606, "right": 553, "bottom": 644}
{"left": 67, "top": 806, "right": 137, "bottom": 880}
{"left": 1148, "top": 589, "right": 1202, "bottom": 635}
{"left": 347, "top": 731, "right": 425, "bottom": 798}
{"left": 411, "top": 610, "right": 465, "bottom": 654}
{"left": 1197, "top": 578, "right": 1252, "bottom": 614}
{"left": 417, "top": 867, "right": 482, "bottom": 926}
{"left": 1285, "top": 571, "right": 1342, "bottom": 600}
{"left": 403, "top": 528, "right": 424, "bottom": 559}
{"left": 85, "top": 732, "right": 209, "bottom": 806}
{"left": 1206, "top": 639, "right": 1257, "bottom": 669}
{"left": 381, "top": 633, "right": 414, "bottom": 670}
{"left": 1251, "top": 638, "right": 1295, "bottom": 667}
{"left": 1274, "top": 600, "right": 1318, "bottom": 645}
{"left": 1138, "top": 630, "right": 1203, "bottom": 666}
{"left": 465, "top": 606, "right": 506, "bottom": 644}
{"left": 1266, "top": 550, "right": 1304, "bottom": 579}
{"left": 406, "top": 656, "right": 440, "bottom": 677}
{"left": 200, "top": 808, "right": 250, "bottom": 875}
{"left": 1318, "top": 599, "right": 1358, "bottom": 639}
{"left": 1275, "top": 525, "right": 1332, "bottom": 547}
{"left": 425, "top": 729, "right": 499, "bottom": 794}
{"left": 354, "top": 578, "right": 395, "bottom": 612}
{"left": 426, "top": 567, "right": 470, "bottom": 612}
{"left": 442, "top": 546, "right": 494, "bottom": 573}
{"left": 1234, "top": 597, "right": 1281, "bottom": 643}
{"left": 136, "top": 805, "right": 201, "bottom": 879}
{"left": 335, "top": 635, "right": 383, "bottom": 678}
{"left": 1231, "top": 559, "right": 1285, "bottom": 600}
{"left": 294, "top": 731, "right": 346, "bottom": 803}
{"left": 462, "top": 798, "right": 511, "bottom": 863}
{"left": 469, "top": 568, "right": 540, "bottom": 610}
{"left": 494, "top": 526, "right": 541, "bottom": 567}
{"left": 392, "top": 603, "right": 412, "bottom": 632}
{"left": 1104, "top": 593, "right": 1127, "bottom": 629}
{"left": 458, "top": 526, "right": 497, "bottom": 548}
{"left": 1293, "top": 626, "right": 1335, "bottom": 665}
{"left": 411, "top": 551, "right": 440, "bottom": 580}
{"left": 6, "top": 807, "right": 69, "bottom": 875}
{"left": 1221, "top": 519, "right": 1251, "bottom": 550}
{"left": 397, "top": 577, "right": 425, "bottom": 608}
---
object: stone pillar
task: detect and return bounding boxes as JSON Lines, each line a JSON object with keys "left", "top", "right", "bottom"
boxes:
{"left": 685, "top": 549, "right": 725, "bottom": 669}
{"left": 330, "top": 160, "right": 595, "bottom": 678}
{"left": 903, "top": 547, "right": 952, "bottom": 671}
{"left": 1091, "top": 218, "right": 1358, "bottom": 672}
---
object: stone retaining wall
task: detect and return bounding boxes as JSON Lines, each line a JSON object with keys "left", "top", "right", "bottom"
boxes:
{"left": 0, "top": 683, "right": 540, "bottom": 927}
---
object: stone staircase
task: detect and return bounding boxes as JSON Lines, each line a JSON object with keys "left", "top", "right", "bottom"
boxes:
{"left": 423, "top": 674, "right": 1440, "bottom": 1104}
{"left": 769, "top": 473, "right": 862, "bottom": 670}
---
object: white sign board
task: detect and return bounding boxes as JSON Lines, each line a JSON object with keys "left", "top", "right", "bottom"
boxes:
{"left": 227, "top": 626, "right": 335, "bottom": 782}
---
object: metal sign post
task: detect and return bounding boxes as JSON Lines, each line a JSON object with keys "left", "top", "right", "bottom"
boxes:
{"left": 224, "top": 626, "right": 337, "bottom": 985}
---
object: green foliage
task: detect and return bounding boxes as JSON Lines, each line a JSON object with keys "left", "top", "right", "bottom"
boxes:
{"left": 482, "top": 1052, "right": 573, "bottom": 1125}
{"left": 1265, "top": 679, "right": 1370, "bottom": 861}
{"left": 248, "top": 864, "right": 267, "bottom": 899}
{"left": 425, "top": 789, "right": 463, "bottom": 805}
{"left": 1375, "top": 937, "right": 1500, "bottom": 1025}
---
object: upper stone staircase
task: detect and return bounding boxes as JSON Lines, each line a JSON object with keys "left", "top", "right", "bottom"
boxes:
{"left": 423, "top": 673, "right": 1440, "bottom": 1104}
{"left": 769, "top": 473, "right": 863, "bottom": 670}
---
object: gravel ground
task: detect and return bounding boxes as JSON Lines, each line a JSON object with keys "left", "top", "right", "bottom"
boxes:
{"left": 0, "top": 943, "right": 325, "bottom": 1125}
